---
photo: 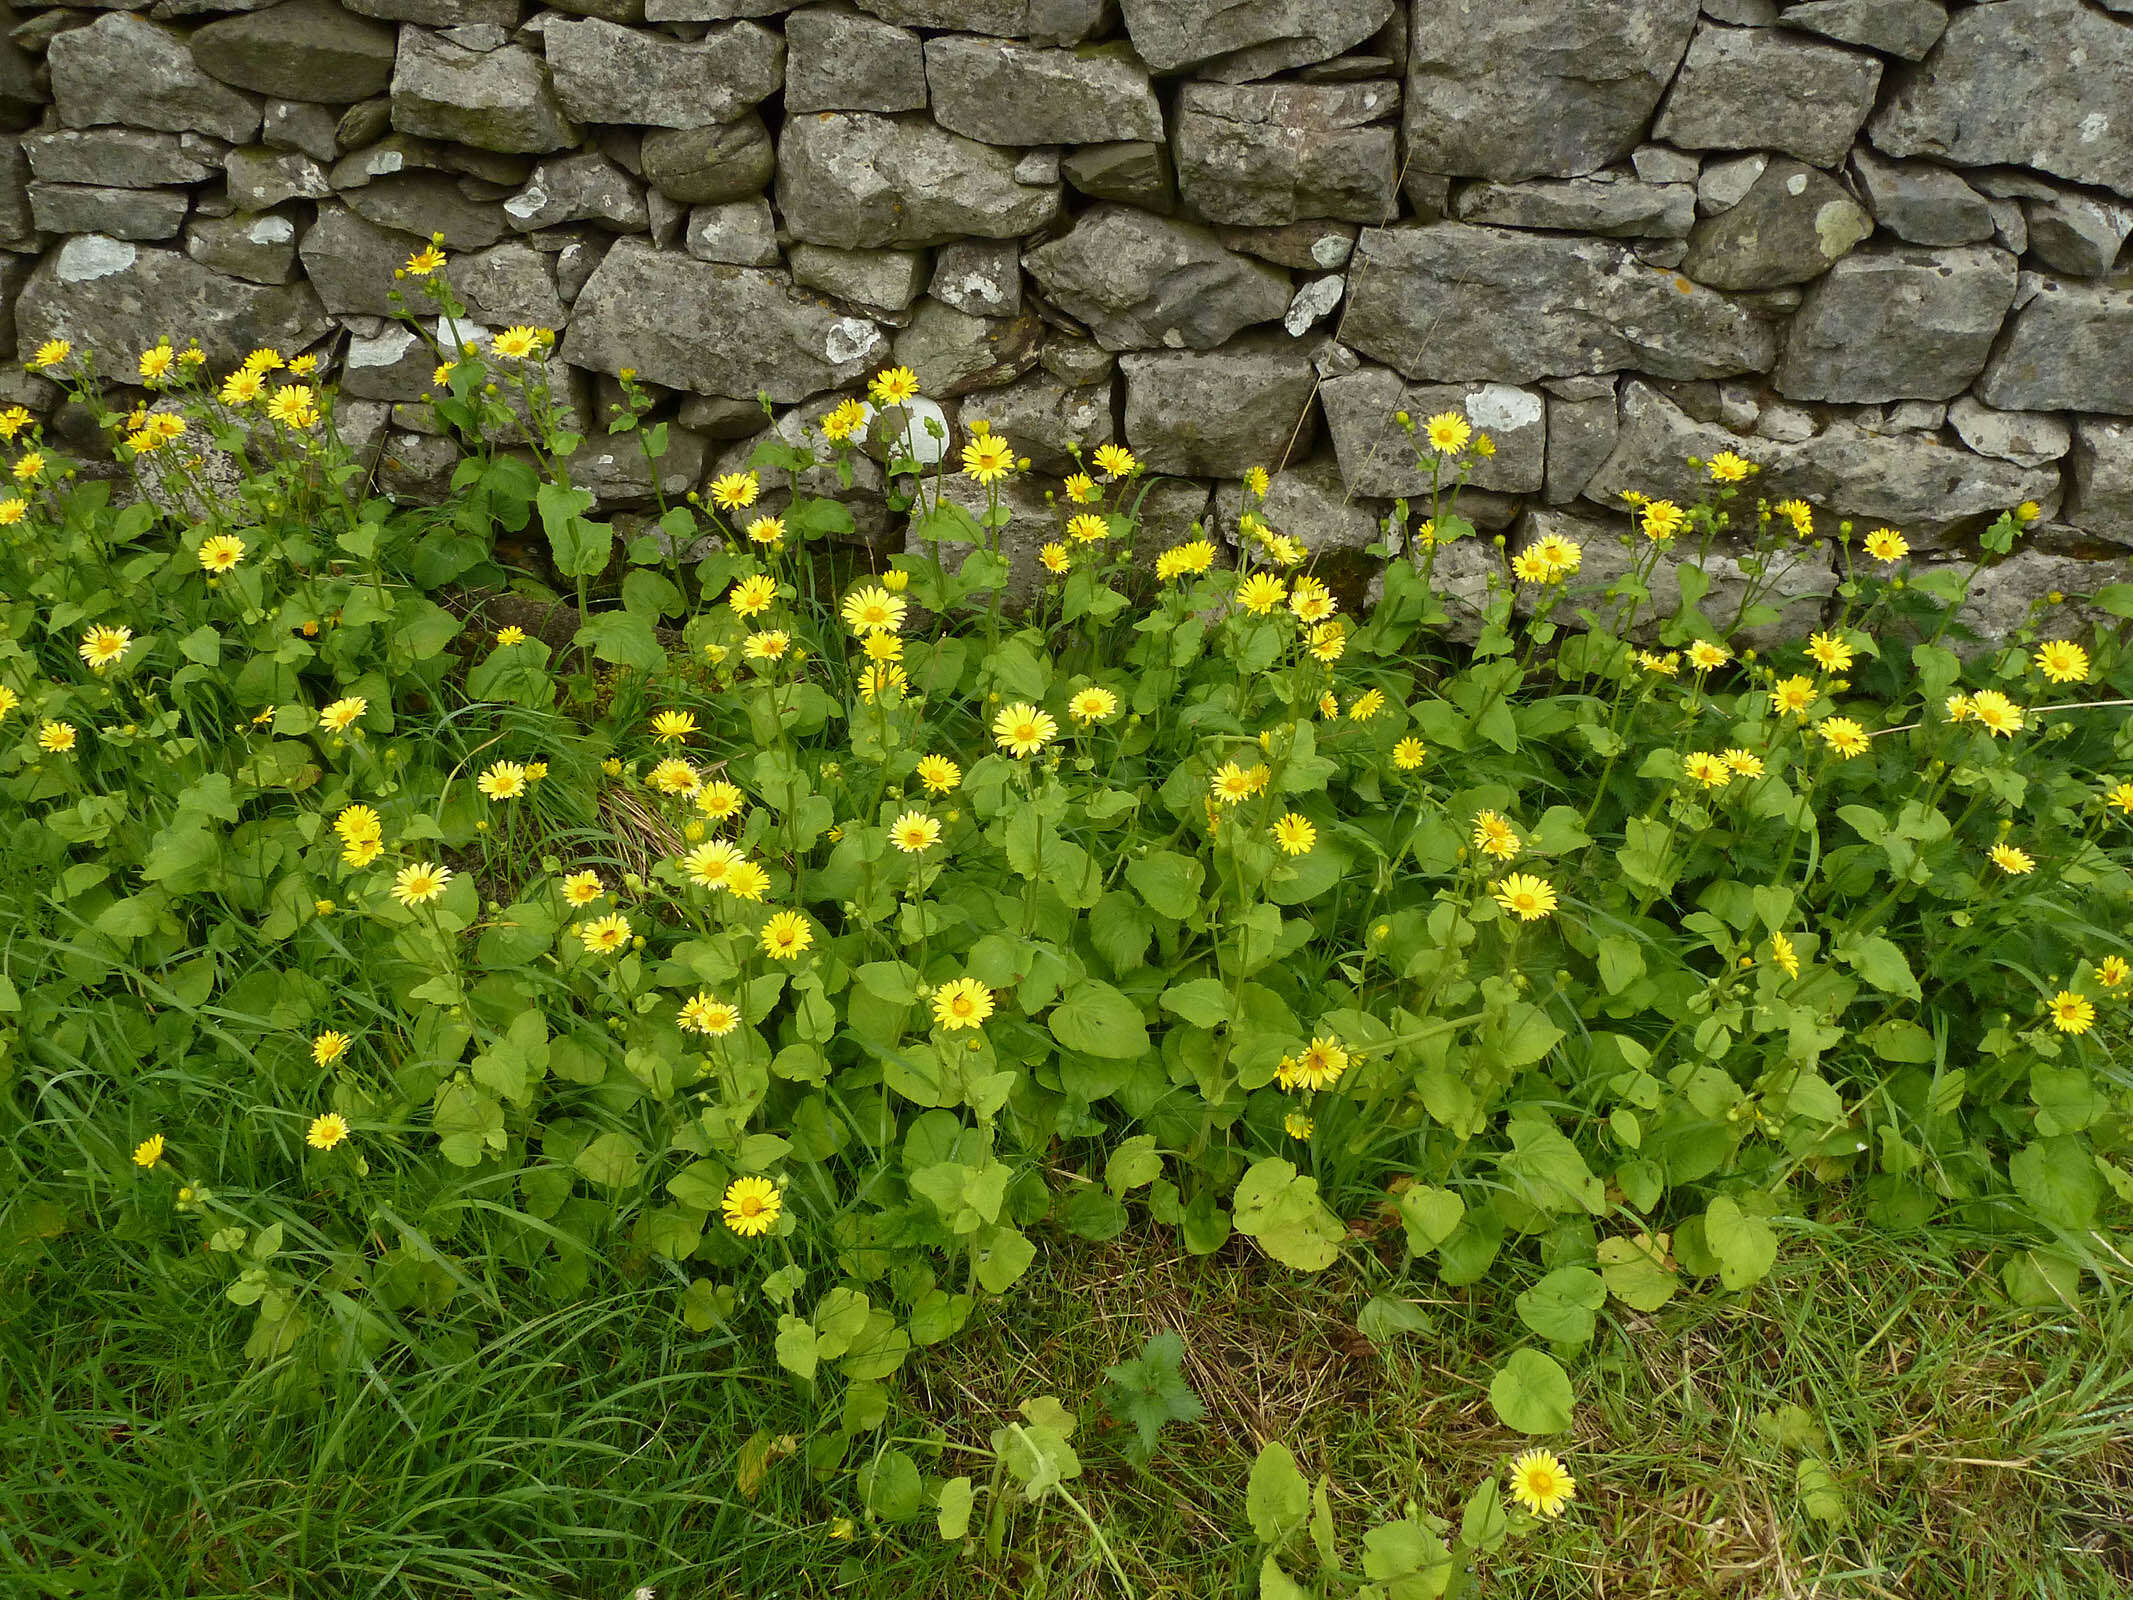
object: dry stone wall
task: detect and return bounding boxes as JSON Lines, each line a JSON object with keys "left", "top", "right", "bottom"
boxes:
{"left": 3, "top": 0, "right": 2133, "bottom": 622}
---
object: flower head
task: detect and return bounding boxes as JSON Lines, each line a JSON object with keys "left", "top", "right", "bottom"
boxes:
{"left": 561, "top": 870, "right": 604, "bottom": 907}
{"left": 868, "top": 366, "right": 920, "bottom": 407}
{"left": 1156, "top": 540, "right": 1216, "bottom": 581}
{"left": 265, "top": 384, "right": 318, "bottom": 429}
{"left": 1287, "top": 576, "right": 1336, "bottom": 624}
{"left": 1507, "top": 1450, "right": 1575, "bottom": 1519}
{"left": 932, "top": 976, "right": 994, "bottom": 1032}
{"left": 1640, "top": 500, "right": 1686, "bottom": 542}
{"left": 709, "top": 472, "right": 760, "bottom": 512}
{"left": 307, "top": 1112, "right": 350, "bottom": 1151}
{"left": 1819, "top": 717, "right": 1869, "bottom": 759}
{"left": 697, "top": 781, "right": 745, "bottom": 822}
{"left": 1068, "top": 686, "right": 1119, "bottom": 726}
{"left": 1806, "top": 632, "right": 1854, "bottom": 673}
{"left": 648, "top": 757, "right": 700, "bottom": 796}
{"left": 1770, "top": 930, "right": 1799, "bottom": 978}
{"left": 1277, "top": 1036, "right": 1349, "bottom": 1092}
{"left": 650, "top": 710, "right": 697, "bottom": 745}
{"left": 391, "top": 861, "right": 452, "bottom": 906}
{"left": 133, "top": 1133, "right": 165, "bottom": 1168}
{"left": 1989, "top": 843, "right": 2034, "bottom": 875}
{"left": 760, "top": 910, "right": 813, "bottom": 961}
{"left": 312, "top": 1030, "right": 352, "bottom": 1066}
{"left": 1472, "top": 811, "right": 1521, "bottom": 860}
{"left": 684, "top": 839, "right": 742, "bottom": 892}
{"left": 334, "top": 807, "right": 384, "bottom": 849}
{"left": 744, "top": 630, "right": 790, "bottom": 664}
{"left": 2104, "top": 779, "right": 2133, "bottom": 816}
{"left": 478, "top": 759, "right": 528, "bottom": 800}
{"left": 961, "top": 434, "right": 1015, "bottom": 483}
{"left": 1348, "top": 689, "right": 1387, "bottom": 722}
{"left": 320, "top": 696, "right": 367, "bottom": 734}
{"left": 491, "top": 326, "right": 545, "bottom": 360}
{"left": 29, "top": 338, "right": 71, "bottom": 372}
{"left": 1968, "top": 690, "right": 2022, "bottom": 738}
{"left": 1066, "top": 512, "right": 1109, "bottom": 546}
{"left": 1237, "top": 573, "right": 1287, "bottom": 615}
{"left": 1722, "top": 748, "right": 1765, "bottom": 777}
{"left": 1771, "top": 676, "right": 1818, "bottom": 716}
{"left": 722, "top": 1175, "right": 782, "bottom": 1236}
{"left": 728, "top": 573, "right": 777, "bottom": 619}
{"left": 1774, "top": 499, "right": 1814, "bottom": 536}
{"left": 1092, "top": 443, "right": 1137, "bottom": 479}
{"left": 1424, "top": 411, "right": 1471, "bottom": 455}
{"left": 1707, "top": 452, "right": 1750, "bottom": 483}
{"left": 406, "top": 244, "right": 447, "bottom": 276}
{"left": 821, "top": 397, "right": 869, "bottom": 441}
{"left": 1491, "top": 874, "right": 1558, "bottom": 922}
{"left": 198, "top": 533, "right": 245, "bottom": 573}
{"left": 220, "top": 369, "right": 265, "bottom": 406}
{"left": 680, "top": 992, "right": 741, "bottom": 1037}
{"left": 1040, "top": 542, "right": 1071, "bottom": 575}
{"left": 1272, "top": 813, "right": 1316, "bottom": 856}
{"left": 577, "top": 913, "right": 631, "bottom": 954}
{"left": 1863, "top": 527, "right": 1909, "bottom": 563}
{"left": 38, "top": 720, "right": 77, "bottom": 754}
{"left": 726, "top": 861, "right": 772, "bottom": 902}
{"left": 2098, "top": 955, "right": 2129, "bottom": 990}
{"left": 79, "top": 625, "right": 132, "bottom": 672}
{"left": 2033, "top": 640, "right": 2090, "bottom": 685}
{"left": 2048, "top": 990, "right": 2095, "bottom": 1035}
{"left": 1209, "top": 761, "right": 1266, "bottom": 806}
{"left": 1687, "top": 639, "right": 1731, "bottom": 672}
{"left": 993, "top": 702, "right": 1058, "bottom": 758}
{"left": 916, "top": 754, "right": 961, "bottom": 795}
{"left": 1393, "top": 737, "right": 1426, "bottom": 771}
{"left": 1682, "top": 751, "right": 1732, "bottom": 790}
{"left": 0, "top": 498, "right": 26, "bottom": 525}
{"left": 890, "top": 810, "right": 940, "bottom": 854}
{"left": 841, "top": 585, "right": 906, "bottom": 635}
{"left": 1283, "top": 1111, "right": 1313, "bottom": 1140}
{"left": 138, "top": 344, "right": 174, "bottom": 383}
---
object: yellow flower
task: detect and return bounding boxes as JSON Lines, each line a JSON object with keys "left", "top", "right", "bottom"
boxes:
{"left": 868, "top": 365, "right": 920, "bottom": 406}
{"left": 265, "top": 384, "right": 318, "bottom": 429}
{"left": 1233, "top": 572, "right": 1286, "bottom": 615}
{"left": 1348, "top": 689, "right": 1386, "bottom": 722}
{"left": 1491, "top": 874, "right": 1558, "bottom": 921}
{"left": 406, "top": 243, "right": 447, "bottom": 276}
{"left": 1471, "top": 811, "right": 1520, "bottom": 860}
{"left": 2033, "top": 640, "right": 2090, "bottom": 684}
{"left": 1989, "top": 843, "right": 2034, "bottom": 875}
{"left": 320, "top": 696, "right": 367, "bottom": 734}
{"left": 861, "top": 632, "right": 904, "bottom": 665}
{"left": 1806, "top": 631, "right": 1854, "bottom": 673}
{"left": 1155, "top": 539, "right": 1217, "bottom": 581}
{"left": 1707, "top": 451, "right": 1750, "bottom": 483}
{"left": 1040, "top": 542, "right": 1071, "bottom": 575}
{"left": 1722, "top": 748, "right": 1764, "bottom": 777}
{"left": 1092, "top": 443, "right": 1137, "bottom": 479}
{"left": 525, "top": 761, "right": 547, "bottom": 781}
{"left": 1640, "top": 500, "right": 1686, "bottom": 542}
{"left": 220, "top": 369, "right": 265, "bottom": 406}
{"left": 1686, "top": 639, "right": 1731, "bottom": 672}
{"left": 1682, "top": 751, "right": 1732, "bottom": 789}
{"left": 890, "top": 810, "right": 941, "bottom": 853}
{"left": 2098, "top": 955, "right": 2129, "bottom": 990}
{"left": 1062, "top": 472, "right": 1097, "bottom": 504}
{"left": 1770, "top": 930, "right": 1799, "bottom": 978}
{"left": 697, "top": 780, "right": 745, "bottom": 821}
{"left": 1066, "top": 512, "right": 1109, "bottom": 544}
{"left": 29, "top": 338, "right": 71, "bottom": 371}
{"left": 391, "top": 861, "right": 452, "bottom": 906}
{"left": 1423, "top": 411, "right": 1471, "bottom": 454}
{"left": 1067, "top": 686, "right": 1119, "bottom": 726}
{"left": 138, "top": 344, "right": 174, "bottom": 383}
{"left": 1392, "top": 737, "right": 1426, "bottom": 771}
{"left": 1773, "top": 498, "right": 1814, "bottom": 536}
{"left": 1277, "top": 1036, "right": 1349, "bottom": 1092}
{"left": 744, "top": 629, "right": 791, "bottom": 663}
{"left": 821, "top": 397, "right": 869, "bottom": 441}
{"left": 198, "top": 533, "right": 245, "bottom": 573}
{"left": 651, "top": 710, "right": 698, "bottom": 745}
{"left": 1283, "top": 1111, "right": 1313, "bottom": 1140}
{"left": 917, "top": 754, "right": 962, "bottom": 795}
{"left": 1510, "top": 548, "right": 1553, "bottom": 584}
{"left": 961, "top": 434, "right": 1016, "bottom": 483}
{"left": 841, "top": 585, "right": 906, "bottom": 634}
{"left": 1308, "top": 620, "right": 1346, "bottom": 663}
{"left": 1507, "top": 1450, "right": 1575, "bottom": 1519}
{"left": 478, "top": 760, "right": 528, "bottom": 800}
{"left": 561, "top": 870, "right": 604, "bottom": 906}
{"left": 491, "top": 326, "right": 545, "bottom": 359}
{"left": 1771, "top": 675, "right": 1818, "bottom": 716}
{"left": 680, "top": 992, "right": 742, "bottom": 1037}
{"left": 1287, "top": 576, "right": 1336, "bottom": 623}
{"left": 760, "top": 909, "right": 813, "bottom": 961}
{"left": 1318, "top": 692, "right": 1339, "bottom": 719}
{"left": 2104, "top": 779, "right": 2133, "bottom": 816}
{"left": 147, "top": 413, "right": 185, "bottom": 444}
{"left": 993, "top": 702, "right": 1058, "bottom": 757}
{"left": 0, "top": 685, "right": 16, "bottom": 720}
{"left": 38, "top": 720, "right": 77, "bottom": 754}
{"left": 1819, "top": 717, "right": 1869, "bottom": 759}
{"left": 1635, "top": 649, "right": 1680, "bottom": 677}
{"left": 709, "top": 472, "right": 760, "bottom": 512}
{"left": 648, "top": 757, "right": 700, "bottom": 796}
{"left": 132, "top": 1133, "right": 165, "bottom": 1168}
{"left": 341, "top": 835, "right": 383, "bottom": 869}
{"left": 312, "top": 1030, "right": 352, "bottom": 1066}
{"left": 1244, "top": 465, "right": 1271, "bottom": 498}
{"left": 1968, "top": 690, "right": 2022, "bottom": 737}
{"left": 1863, "top": 527, "right": 1909, "bottom": 563}
{"left": 0, "top": 498, "right": 26, "bottom": 525}
{"left": 728, "top": 573, "right": 778, "bottom": 619}
{"left": 719, "top": 1174, "right": 783, "bottom": 1238}
{"left": 1209, "top": 761, "right": 1260, "bottom": 805}
{"left": 931, "top": 976, "right": 994, "bottom": 1032}
{"left": 1272, "top": 812, "right": 1316, "bottom": 855}
{"left": 746, "top": 515, "right": 785, "bottom": 548}
{"left": 727, "top": 861, "right": 772, "bottom": 901}
{"left": 334, "top": 804, "right": 383, "bottom": 842}
{"left": 0, "top": 406, "right": 29, "bottom": 440}
{"left": 2047, "top": 990, "right": 2095, "bottom": 1035}
{"left": 78, "top": 624, "right": 132, "bottom": 672}
{"left": 578, "top": 913, "right": 631, "bottom": 954}
{"left": 307, "top": 1112, "right": 350, "bottom": 1151}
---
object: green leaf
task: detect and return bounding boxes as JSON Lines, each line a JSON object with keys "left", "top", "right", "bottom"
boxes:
{"left": 1127, "top": 850, "right": 1204, "bottom": 921}
{"left": 937, "top": 1476, "right": 975, "bottom": 1541}
{"left": 573, "top": 609, "right": 666, "bottom": 670}
{"left": 538, "top": 481, "right": 609, "bottom": 577}
{"left": 1796, "top": 1457, "right": 1848, "bottom": 1525}
{"left": 2010, "top": 1137, "right": 2102, "bottom": 1231}
{"left": 1837, "top": 935, "right": 1921, "bottom": 1001}
{"left": 573, "top": 1130, "right": 643, "bottom": 1189}
{"left": 1048, "top": 979, "right": 1150, "bottom": 1059}
{"left": 1247, "top": 1440, "right": 1310, "bottom": 1544}
{"left": 1398, "top": 1185, "right": 1465, "bottom": 1253}
{"left": 1488, "top": 1348, "right": 1575, "bottom": 1434}
{"left": 1597, "top": 1235, "right": 1678, "bottom": 1310}
{"left": 1232, "top": 1158, "right": 1344, "bottom": 1271}
{"left": 1160, "top": 977, "right": 1232, "bottom": 1028}
{"left": 1258, "top": 1556, "right": 1308, "bottom": 1600}
{"left": 1460, "top": 1478, "right": 1508, "bottom": 1554}
{"left": 1104, "top": 1134, "right": 1163, "bottom": 1195}
{"left": 1704, "top": 1196, "right": 1779, "bottom": 1290}
{"left": 1102, "top": 1331, "right": 1204, "bottom": 1458}
{"left": 1515, "top": 1266, "right": 1606, "bottom": 1347}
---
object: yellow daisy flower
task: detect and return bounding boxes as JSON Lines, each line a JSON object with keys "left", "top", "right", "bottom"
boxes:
{"left": 1471, "top": 811, "right": 1520, "bottom": 860}
{"left": 577, "top": 913, "right": 631, "bottom": 954}
{"left": 1423, "top": 411, "right": 1471, "bottom": 454}
{"left": 2047, "top": 990, "right": 2095, "bottom": 1035}
{"left": 198, "top": 534, "right": 245, "bottom": 573}
{"left": 132, "top": 1133, "right": 165, "bottom": 1167}
{"left": 868, "top": 365, "right": 920, "bottom": 406}
{"left": 992, "top": 702, "right": 1058, "bottom": 757}
{"left": 561, "top": 870, "right": 604, "bottom": 906}
{"left": 650, "top": 710, "right": 697, "bottom": 744}
{"left": 680, "top": 992, "right": 742, "bottom": 1037}
{"left": 1989, "top": 843, "right": 2034, "bottom": 875}
{"left": 890, "top": 810, "right": 941, "bottom": 853}
{"left": 1819, "top": 717, "right": 1869, "bottom": 759}
{"left": 916, "top": 754, "right": 961, "bottom": 794}
{"left": 306, "top": 1112, "right": 350, "bottom": 1151}
{"left": 312, "top": 1030, "right": 352, "bottom": 1066}
{"left": 932, "top": 976, "right": 994, "bottom": 1032}
{"left": 728, "top": 574, "right": 778, "bottom": 618}
{"left": 1276, "top": 1036, "right": 1349, "bottom": 1091}
{"left": 478, "top": 760, "right": 528, "bottom": 799}
{"left": 1272, "top": 813, "right": 1316, "bottom": 855}
{"left": 841, "top": 585, "right": 906, "bottom": 634}
{"left": 79, "top": 625, "right": 132, "bottom": 672}
{"left": 1863, "top": 527, "right": 1909, "bottom": 563}
{"left": 2033, "top": 640, "right": 2090, "bottom": 684}
{"left": 391, "top": 861, "right": 452, "bottom": 906}
{"left": 1507, "top": 1450, "right": 1575, "bottom": 1519}
{"left": 709, "top": 472, "right": 760, "bottom": 512}
{"left": 760, "top": 909, "right": 813, "bottom": 960}
{"left": 1491, "top": 874, "right": 1558, "bottom": 921}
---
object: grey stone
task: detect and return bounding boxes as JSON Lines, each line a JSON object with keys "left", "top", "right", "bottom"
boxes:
{"left": 455, "top": 239, "right": 565, "bottom": 326}
{"left": 1679, "top": 157, "right": 1872, "bottom": 289}
{"left": 1952, "top": 549, "right": 2133, "bottom": 641}
{"left": 1966, "top": 169, "right": 2060, "bottom": 204}
{"left": 930, "top": 240, "right": 1020, "bottom": 318}
{"left": 1695, "top": 153, "right": 1766, "bottom": 216}
{"left": 27, "top": 183, "right": 187, "bottom": 240}
{"left": 1014, "top": 148, "right": 1060, "bottom": 186}
{"left": 1172, "top": 81, "right": 1399, "bottom": 227}
{"left": 343, "top": 171, "right": 507, "bottom": 249}
{"left": 1780, "top": 0, "right": 1945, "bottom": 60}
{"left": 1283, "top": 275, "right": 1344, "bottom": 336}
{"left": 1631, "top": 145, "right": 1702, "bottom": 186}
{"left": 378, "top": 428, "right": 464, "bottom": 501}
{"left": 851, "top": 0, "right": 1108, "bottom": 47}
{"left": 645, "top": 0, "right": 807, "bottom": 19}
{"left": 1977, "top": 275, "right": 2133, "bottom": 415}
{"left": 390, "top": 33, "right": 575, "bottom": 154}
{"left": 1216, "top": 221, "right": 1359, "bottom": 271}
{"left": 563, "top": 238, "right": 889, "bottom": 401}
{"left": 1319, "top": 366, "right": 1545, "bottom": 495}
{"left": 542, "top": 0, "right": 646, "bottom": 23}
{"left": 224, "top": 146, "right": 331, "bottom": 209}
{"left": 1214, "top": 455, "right": 1378, "bottom": 555}
{"left": 1945, "top": 393, "right": 2070, "bottom": 468}
{"left": 330, "top": 134, "right": 447, "bottom": 189}
{"left": 566, "top": 425, "right": 707, "bottom": 506}
{"left": 263, "top": 100, "right": 340, "bottom": 162}
{"left": 784, "top": 5, "right": 926, "bottom": 114}
{"left": 341, "top": 320, "right": 446, "bottom": 400}
{"left": 1703, "top": 0, "right": 1778, "bottom": 22}
{"left": 1343, "top": 221, "right": 1777, "bottom": 384}
{"left": 1655, "top": 23, "right": 1882, "bottom": 168}
{"left": 1119, "top": 335, "right": 1319, "bottom": 477}
{"left": 959, "top": 370, "right": 1112, "bottom": 475}
{"left": 2067, "top": 418, "right": 2133, "bottom": 544}
{"left": 1059, "top": 141, "right": 1174, "bottom": 213}
{"left": 440, "top": 24, "right": 512, "bottom": 50}
{"left": 1117, "top": 0, "right": 1394, "bottom": 77}
{"left": 1404, "top": 0, "right": 1699, "bottom": 180}
{"left": 1987, "top": 197, "right": 2026, "bottom": 257}
{"left": 185, "top": 210, "right": 299, "bottom": 283}
{"left": 549, "top": 232, "right": 609, "bottom": 303}
{"left": 1846, "top": 148, "right": 1991, "bottom": 246}
{"left": 1040, "top": 336, "right": 1115, "bottom": 385}
{"left": 23, "top": 129, "right": 217, "bottom": 187}
{"left": 544, "top": 19, "right": 783, "bottom": 130}
{"left": 17, "top": 236, "right": 329, "bottom": 373}
{"left": 1776, "top": 244, "right": 2016, "bottom": 402}
{"left": 337, "top": 97, "right": 394, "bottom": 151}
{"left": 347, "top": 0, "right": 522, "bottom": 24}
{"left": 790, "top": 243, "right": 930, "bottom": 314}
{"left": 1882, "top": 399, "right": 1946, "bottom": 433}
{"left": 1545, "top": 384, "right": 1619, "bottom": 503}
{"left": 641, "top": 117, "right": 774, "bottom": 205}
{"left": 50, "top": 15, "right": 262, "bottom": 143}
{"left": 1126, "top": 478, "right": 1218, "bottom": 581}
{"left": 779, "top": 112, "right": 1060, "bottom": 248}
{"left": 925, "top": 37, "right": 1161, "bottom": 146}
{"left": 645, "top": 189, "right": 685, "bottom": 248}
{"left": 1871, "top": 0, "right": 2133, "bottom": 197}
{"left": 2023, "top": 193, "right": 2133, "bottom": 278}
{"left": 189, "top": 0, "right": 397, "bottom": 102}
{"left": 684, "top": 197, "right": 779, "bottom": 265}
{"left": 0, "top": 141, "right": 34, "bottom": 255}
{"left": 890, "top": 298, "right": 1043, "bottom": 395}
{"left": 676, "top": 392, "right": 767, "bottom": 439}
{"left": 299, "top": 203, "right": 419, "bottom": 315}
{"left": 1023, "top": 205, "right": 1291, "bottom": 352}
{"left": 504, "top": 153, "right": 645, "bottom": 232}
{"left": 1754, "top": 402, "right": 1817, "bottom": 443}
{"left": 1451, "top": 175, "right": 1695, "bottom": 238}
